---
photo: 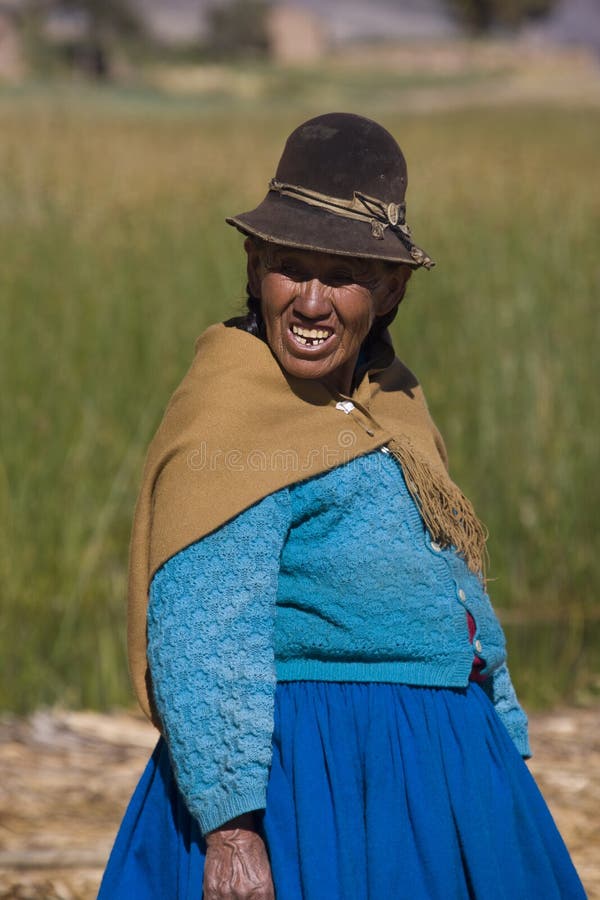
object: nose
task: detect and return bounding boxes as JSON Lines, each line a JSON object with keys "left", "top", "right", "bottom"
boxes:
{"left": 294, "top": 278, "right": 331, "bottom": 320}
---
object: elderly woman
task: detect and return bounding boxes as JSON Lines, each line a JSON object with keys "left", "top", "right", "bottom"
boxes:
{"left": 99, "top": 113, "right": 585, "bottom": 899}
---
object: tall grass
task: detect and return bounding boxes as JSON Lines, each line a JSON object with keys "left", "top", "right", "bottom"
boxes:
{"left": 1, "top": 89, "right": 598, "bottom": 712}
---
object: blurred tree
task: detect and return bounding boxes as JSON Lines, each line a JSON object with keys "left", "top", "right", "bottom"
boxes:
{"left": 204, "top": 0, "right": 271, "bottom": 59}
{"left": 445, "top": 0, "right": 558, "bottom": 32}
{"left": 50, "top": 0, "right": 145, "bottom": 78}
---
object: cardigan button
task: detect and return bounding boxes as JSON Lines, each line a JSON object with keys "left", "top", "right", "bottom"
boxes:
{"left": 474, "top": 639, "right": 483, "bottom": 653}
{"left": 458, "top": 589, "right": 466, "bottom": 601}
{"left": 430, "top": 541, "right": 442, "bottom": 552}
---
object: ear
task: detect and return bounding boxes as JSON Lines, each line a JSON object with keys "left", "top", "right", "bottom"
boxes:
{"left": 244, "top": 237, "right": 263, "bottom": 299}
{"left": 375, "top": 265, "right": 412, "bottom": 317}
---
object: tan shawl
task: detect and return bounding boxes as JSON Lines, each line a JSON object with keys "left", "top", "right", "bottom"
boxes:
{"left": 127, "top": 321, "right": 487, "bottom": 727}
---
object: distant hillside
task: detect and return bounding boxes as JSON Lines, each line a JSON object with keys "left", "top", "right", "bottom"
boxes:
{"left": 129, "top": 0, "right": 458, "bottom": 45}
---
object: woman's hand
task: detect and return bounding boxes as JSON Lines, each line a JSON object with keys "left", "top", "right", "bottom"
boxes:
{"left": 203, "top": 812, "right": 275, "bottom": 900}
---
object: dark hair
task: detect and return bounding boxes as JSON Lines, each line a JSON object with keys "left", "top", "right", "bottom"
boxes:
{"left": 224, "top": 284, "right": 267, "bottom": 340}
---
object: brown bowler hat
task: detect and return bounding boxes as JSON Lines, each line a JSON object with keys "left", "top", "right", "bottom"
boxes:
{"left": 226, "top": 112, "right": 433, "bottom": 269}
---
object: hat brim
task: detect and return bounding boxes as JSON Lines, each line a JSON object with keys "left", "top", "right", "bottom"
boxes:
{"left": 226, "top": 193, "right": 432, "bottom": 268}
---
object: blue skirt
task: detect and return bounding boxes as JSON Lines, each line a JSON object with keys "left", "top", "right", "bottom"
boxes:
{"left": 98, "top": 681, "right": 586, "bottom": 899}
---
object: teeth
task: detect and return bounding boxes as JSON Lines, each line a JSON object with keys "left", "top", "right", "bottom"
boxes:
{"left": 291, "top": 324, "right": 332, "bottom": 342}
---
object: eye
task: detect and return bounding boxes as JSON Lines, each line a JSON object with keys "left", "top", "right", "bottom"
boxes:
{"left": 278, "top": 259, "right": 309, "bottom": 281}
{"left": 327, "top": 268, "right": 355, "bottom": 286}
{"left": 352, "top": 262, "right": 380, "bottom": 284}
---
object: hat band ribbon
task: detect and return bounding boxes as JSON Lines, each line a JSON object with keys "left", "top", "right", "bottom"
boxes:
{"left": 268, "top": 179, "right": 433, "bottom": 267}
{"left": 269, "top": 178, "right": 411, "bottom": 241}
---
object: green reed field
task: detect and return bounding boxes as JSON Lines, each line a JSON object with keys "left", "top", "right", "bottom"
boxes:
{"left": 1, "top": 85, "right": 599, "bottom": 712}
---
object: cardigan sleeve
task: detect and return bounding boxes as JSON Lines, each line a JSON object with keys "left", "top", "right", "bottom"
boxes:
{"left": 147, "top": 486, "right": 291, "bottom": 835}
{"left": 480, "top": 661, "right": 532, "bottom": 759}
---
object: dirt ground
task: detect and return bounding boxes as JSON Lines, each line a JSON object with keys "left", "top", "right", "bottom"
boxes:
{"left": 0, "top": 705, "right": 598, "bottom": 899}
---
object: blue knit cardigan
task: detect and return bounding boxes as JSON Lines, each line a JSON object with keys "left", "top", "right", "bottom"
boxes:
{"left": 147, "top": 447, "right": 530, "bottom": 836}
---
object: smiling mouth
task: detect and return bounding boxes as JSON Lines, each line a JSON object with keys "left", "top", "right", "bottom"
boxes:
{"left": 289, "top": 323, "right": 336, "bottom": 350}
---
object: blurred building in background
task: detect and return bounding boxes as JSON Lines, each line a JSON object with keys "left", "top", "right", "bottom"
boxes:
{"left": 0, "top": 1, "right": 25, "bottom": 80}
{"left": 267, "top": 5, "right": 324, "bottom": 65}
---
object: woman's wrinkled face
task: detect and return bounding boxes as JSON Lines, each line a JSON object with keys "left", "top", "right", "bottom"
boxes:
{"left": 246, "top": 240, "right": 409, "bottom": 395}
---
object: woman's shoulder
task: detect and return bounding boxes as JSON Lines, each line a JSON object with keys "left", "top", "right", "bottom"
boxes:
{"left": 151, "top": 484, "right": 292, "bottom": 588}
{"left": 191, "top": 320, "right": 269, "bottom": 372}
